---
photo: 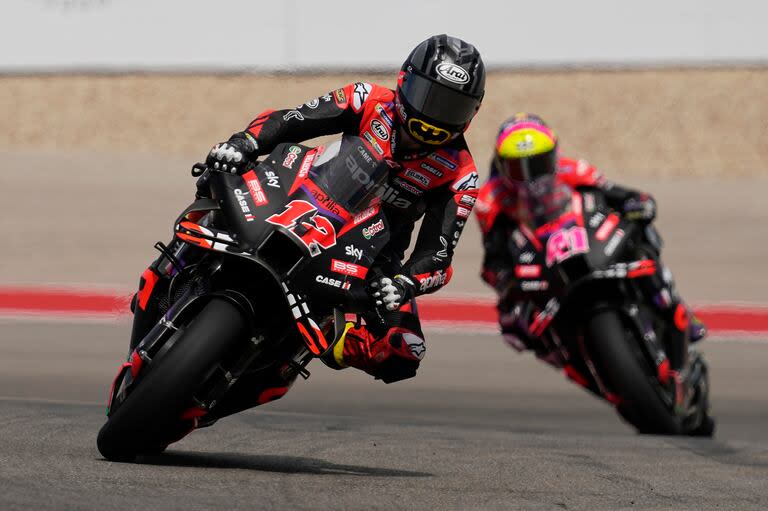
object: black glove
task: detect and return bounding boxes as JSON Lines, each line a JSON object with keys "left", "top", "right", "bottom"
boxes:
{"left": 205, "top": 133, "right": 259, "bottom": 174}
{"left": 621, "top": 193, "right": 656, "bottom": 222}
{"left": 369, "top": 275, "right": 416, "bottom": 313}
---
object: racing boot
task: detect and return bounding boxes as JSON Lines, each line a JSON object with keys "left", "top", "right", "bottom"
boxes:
{"left": 689, "top": 313, "right": 707, "bottom": 343}
{"left": 322, "top": 322, "right": 425, "bottom": 383}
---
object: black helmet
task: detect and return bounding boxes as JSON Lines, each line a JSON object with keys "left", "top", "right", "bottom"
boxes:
{"left": 396, "top": 34, "right": 485, "bottom": 146}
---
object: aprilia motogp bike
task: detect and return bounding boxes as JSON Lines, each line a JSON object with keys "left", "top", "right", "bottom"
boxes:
{"left": 97, "top": 137, "right": 392, "bottom": 461}
{"left": 501, "top": 184, "right": 713, "bottom": 436}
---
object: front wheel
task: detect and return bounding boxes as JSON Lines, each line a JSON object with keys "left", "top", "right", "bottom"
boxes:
{"left": 587, "top": 309, "right": 683, "bottom": 435}
{"left": 97, "top": 297, "right": 249, "bottom": 461}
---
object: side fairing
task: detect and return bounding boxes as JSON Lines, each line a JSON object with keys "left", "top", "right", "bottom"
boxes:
{"left": 292, "top": 205, "right": 390, "bottom": 312}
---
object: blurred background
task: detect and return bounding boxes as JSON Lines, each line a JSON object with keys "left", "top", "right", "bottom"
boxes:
{"left": 1, "top": 0, "right": 766, "bottom": 303}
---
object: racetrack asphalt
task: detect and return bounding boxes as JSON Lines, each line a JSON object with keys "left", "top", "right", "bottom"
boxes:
{"left": 1, "top": 319, "right": 766, "bottom": 510}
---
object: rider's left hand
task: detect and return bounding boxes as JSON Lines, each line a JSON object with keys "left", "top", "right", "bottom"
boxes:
{"left": 369, "top": 275, "right": 416, "bottom": 313}
{"left": 622, "top": 193, "right": 656, "bottom": 221}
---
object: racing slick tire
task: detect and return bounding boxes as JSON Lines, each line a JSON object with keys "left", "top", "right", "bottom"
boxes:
{"left": 97, "top": 297, "right": 248, "bottom": 462}
{"left": 587, "top": 308, "right": 684, "bottom": 435}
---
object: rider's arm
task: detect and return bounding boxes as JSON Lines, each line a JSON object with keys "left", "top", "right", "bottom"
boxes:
{"left": 233, "top": 83, "right": 376, "bottom": 156}
{"left": 480, "top": 217, "right": 518, "bottom": 295}
{"left": 559, "top": 158, "right": 656, "bottom": 220}
{"left": 399, "top": 159, "right": 479, "bottom": 296}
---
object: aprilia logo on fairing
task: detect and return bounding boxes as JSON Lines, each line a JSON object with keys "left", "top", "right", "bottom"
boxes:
{"left": 345, "top": 244, "right": 363, "bottom": 260}
{"left": 233, "top": 189, "right": 255, "bottom": 222}
{"left": 346, "top": 152, "right": 412, "bottom": 209}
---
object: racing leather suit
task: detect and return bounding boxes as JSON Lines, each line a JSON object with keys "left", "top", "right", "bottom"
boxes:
{"left": 476, "top": 157, "right": 702, "bottom": 369}
{"left": 235, "top": 82, "right": 479, "bottom": 383}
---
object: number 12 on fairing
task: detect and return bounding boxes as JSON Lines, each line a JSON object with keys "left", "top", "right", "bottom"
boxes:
{"left": 265, "top": 200, "right": 337, "bottom": 255}
{"left": 545, "top": 226, "right": 589, "bottom": 267}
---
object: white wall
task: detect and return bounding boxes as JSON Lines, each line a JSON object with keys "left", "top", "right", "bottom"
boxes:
{"left": 2, "top": 0, "right": 766, "bottom": 72}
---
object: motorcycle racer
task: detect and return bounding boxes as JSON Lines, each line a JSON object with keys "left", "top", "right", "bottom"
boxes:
{"left": 476, "top": 113, "right": 706, "bottom": 366}
{"left": 133, "top": 34, "right": 485, "bottom": 384}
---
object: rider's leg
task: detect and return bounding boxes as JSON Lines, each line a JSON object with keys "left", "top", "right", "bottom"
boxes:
{"left": 635, "top": 226, "right": 703, "bottom": 371}
{"left": 640, "top": 225, "right": 706, "bottom": 345}
{"left": 322, "top": 300, "right": 425, "bottom": 383}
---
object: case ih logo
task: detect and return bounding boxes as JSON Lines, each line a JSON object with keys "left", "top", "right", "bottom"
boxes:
{"left": 331, "top": 259, "right": 368, "bottom": 279}
{"left": 233, "top": 189, "right": 255, "bottom": 222}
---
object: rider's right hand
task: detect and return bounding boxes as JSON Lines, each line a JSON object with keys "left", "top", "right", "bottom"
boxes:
{"left": 205, "top": 133, "right": 259, "bottom": 175}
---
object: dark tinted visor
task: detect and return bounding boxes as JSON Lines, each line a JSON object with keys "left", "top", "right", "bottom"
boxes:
{"left": 310, "top": 137, "right": 389, "bottom": 214}
{"left": 517, "top": 176, "right": 573, "bottom": 228}
{"left": 400, "top": 72, "right": 480, "bottom": 127}
{"left": 498, "top": 150, "right": 557, "bottom": 183}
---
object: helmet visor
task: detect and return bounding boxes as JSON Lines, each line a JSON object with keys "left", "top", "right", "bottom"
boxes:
{"left": 400, "top": 72, "right": 481, "bottom": 127}
{"left": 498, "top": 150, "right": 558, "bottom": 183}
{"left": 516, "top": 175, "right": 573, "bottom": 228}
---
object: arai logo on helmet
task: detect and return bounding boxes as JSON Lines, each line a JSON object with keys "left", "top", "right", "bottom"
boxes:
{"left": 436, "top": 63, "right": 470, "bottom": 84}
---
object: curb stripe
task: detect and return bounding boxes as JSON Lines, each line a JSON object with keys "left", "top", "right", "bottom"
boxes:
{"left": 0, "top": 286, "right": 766, "bottom": 336}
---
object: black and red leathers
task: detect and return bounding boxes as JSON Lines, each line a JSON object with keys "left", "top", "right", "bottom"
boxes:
{"left": 234, "top": 82, "right": 480, "bottom": 382}
{"left": 476, "top": 156, "right": 705, "bottom": 365}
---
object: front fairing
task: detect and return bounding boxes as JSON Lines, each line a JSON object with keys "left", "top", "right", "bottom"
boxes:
{"left": 204, "top": 140, "right": 392, "bottom": 312}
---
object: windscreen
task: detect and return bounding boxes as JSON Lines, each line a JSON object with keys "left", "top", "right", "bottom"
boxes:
{"left": 516, "top": 175, "right": 573, "bottom": 228}
{"left": 310, "top": 137, "right": 389, "bottom": 214}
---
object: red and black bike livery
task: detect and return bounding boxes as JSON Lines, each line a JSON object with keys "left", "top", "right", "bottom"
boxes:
{"left": 500, "top": 185, "right": 713, "bottom": 435}
{"left": 97, "top": 137, "right": 391, "bottom": 461}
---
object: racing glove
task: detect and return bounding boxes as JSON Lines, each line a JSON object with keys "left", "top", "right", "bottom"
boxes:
{"left": 621, "top": 193, "right": 656, "bottom": 222}
{"left": 369, "top": 275, "right": 416, "bottom": 313}
{"left": 205, "top": 132, "right": 259, "bottom": 174}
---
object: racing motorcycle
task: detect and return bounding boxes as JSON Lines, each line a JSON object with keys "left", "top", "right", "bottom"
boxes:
{"left": 499, "top": 180, "right": 714, "bottom": 436}
{"left": 97, "top": 136, "right": 392, "bottom": 461}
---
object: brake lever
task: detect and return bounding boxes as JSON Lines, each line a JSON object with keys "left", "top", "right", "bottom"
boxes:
{"left": 191, "top": 162, "right": 208, "bottom": 177}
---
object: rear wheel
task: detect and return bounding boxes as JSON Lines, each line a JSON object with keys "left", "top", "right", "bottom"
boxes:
{"left": 587, "top": 309, "right": 683, "bottom": 435}
{"left": 97, "top": 297, "right": 249, "bottom": 462}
